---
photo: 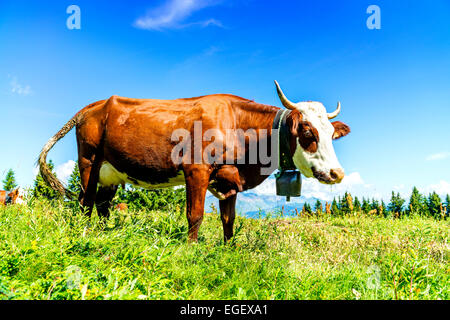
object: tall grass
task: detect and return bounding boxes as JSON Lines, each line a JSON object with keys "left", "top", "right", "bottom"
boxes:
{"left": 0, "top": 200, "right": 448, "bottom": 300}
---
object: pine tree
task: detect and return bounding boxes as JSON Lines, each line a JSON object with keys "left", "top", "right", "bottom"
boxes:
{"left": 387, "top": 192, "right": 405, "bottom": 217}
{"left": 115, "top": 185, "right": 186, "bottom": 211}
{"left": 67, "top": 161, "right": 81, "bottom": 197}
{"left": 353, "top": 196, "right": 361, "bottom": 213}
{"left": 361, "top": 198, "right": 371, "bottom": 214}
{"left": 446, "top": 194, "right": 450, "bottom": 218}
{"left": 314, "top": 200, "right": 323, "bottom": 215}
{"left": 2, "top": 169, "right": 17, "bottom": 191}
{"left": 419, "top": 194, "right": 430, "bottom": 217}
{"left": 303, "top": 203, "right": 313, "bottom": 215}
{"left": 370, "top": 198, "right": 380, "bottom": 215}
{"left": 339, "top": 192, "right": 352, "bottom": 215}
{"left": 331, "top": 198, "right": 339, "bottom": 215}
{"left": 427, "top": 192, "right": 442, "bottom": 219}
{"left": 407, "top": 187, "right": 423, "bottom": 216}
{"left": 380, "top": 200, "right": 386, "bottom": 217}
{"left": 33, "top": 160, "right": 59, "bottom": 199}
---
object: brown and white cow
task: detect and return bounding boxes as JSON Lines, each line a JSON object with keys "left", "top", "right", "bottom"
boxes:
{"left": 0, "top": 188, "right": 25, "bottom": 205}
{"left": 39, "top": 81, "right": 350, "bottom": 242}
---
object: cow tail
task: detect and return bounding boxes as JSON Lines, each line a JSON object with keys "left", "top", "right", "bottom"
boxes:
{"left": 38, "top": 113, "right": 81, "bottom": 199}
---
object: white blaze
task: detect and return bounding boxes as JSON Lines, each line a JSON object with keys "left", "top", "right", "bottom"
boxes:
{"left": 14, "top": 187, "right": 26, "bottom": 205}
{"left": 291, "top": 102, "right": 342, "bottom": 180}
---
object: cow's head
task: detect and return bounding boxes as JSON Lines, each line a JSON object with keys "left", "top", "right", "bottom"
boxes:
{"left": 10, "top": 187, "right": 25, "bottom": 204}
{"left": 275, "top": 81, "right": 350, "bottom": 184}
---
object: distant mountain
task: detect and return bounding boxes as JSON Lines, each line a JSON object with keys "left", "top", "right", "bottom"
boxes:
{"left": 205, "top": 191, "right": 325, "bottom": 218}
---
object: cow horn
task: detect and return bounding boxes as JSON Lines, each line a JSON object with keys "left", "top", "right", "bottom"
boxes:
{"left": 274, "top": 80, "right": 296, "bottom": 110}
{"left": 327, "top": 102, "right": 341, "bottom": 119}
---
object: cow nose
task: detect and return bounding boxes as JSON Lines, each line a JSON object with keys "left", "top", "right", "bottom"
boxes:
{"left": 330, "top": 168, "right": 345, "bottom": 183}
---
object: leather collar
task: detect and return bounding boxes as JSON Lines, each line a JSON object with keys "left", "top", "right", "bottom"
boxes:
{"left": 272, "top": 109, "right": 297, "bottom": 170}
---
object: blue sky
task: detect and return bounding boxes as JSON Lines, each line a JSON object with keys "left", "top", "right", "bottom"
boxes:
{"left": 1, "top": 0, "right": 449, "bottom": 202}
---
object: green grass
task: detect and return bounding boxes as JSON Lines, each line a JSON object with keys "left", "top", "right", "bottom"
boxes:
{"left": 0, "top": 200, "right": 448, "bottom": 300}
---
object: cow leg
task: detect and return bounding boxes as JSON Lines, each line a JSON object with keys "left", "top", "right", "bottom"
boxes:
{"left": 95, "top": 185, "right": 118, "bottom": 219}
{"left": 78, "top": 155, "right": 102, "bottom": 217}
{"left": 219, "top": 193, "right": 237, "bottom": 244}
{"left": 183, "top": 165, "right": 212, "bottom": 242}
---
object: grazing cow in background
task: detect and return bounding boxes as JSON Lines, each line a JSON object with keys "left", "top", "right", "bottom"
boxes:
{"left": 38, "top": 81, "right": 350, "bottom": 242}
{"left": 0, "top": 188, "right": 25, "bottom": 205}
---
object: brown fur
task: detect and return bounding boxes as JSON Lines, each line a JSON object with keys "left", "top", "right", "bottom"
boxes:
{"left": 332, "top": 121, "right": 351, "bottom": 140}
{"left": 0, "top": 191, "right": 6, "bottom": 205}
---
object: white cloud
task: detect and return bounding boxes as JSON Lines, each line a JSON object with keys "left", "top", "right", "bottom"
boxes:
{"left": 301, "top": 172, "right": 369, "bottom": 201}
{"left": 32, "top": 160, "right": 76, "bottom": 185}
{"left": 32, "top": 166, "right": 39, "bottom": 177}
{"left": 422, "top": 180, "right": 450, "bottom": 197}
{"left": 10, "top": 76, "right": 32, "bottom": 95}
{"left": 55, "top": 160, "right": 76, "bottom": 185}
{"left": 134, "top": 0, "right": 223, "bottom": 30}
{"left": 252, "top": 176, "right": 276, "bottom": 196}
{"left": 425, "top": 152, "right": 450, "bottom": 161}
{"left": 198, "top": 18, "right": 223, "bottom": 28}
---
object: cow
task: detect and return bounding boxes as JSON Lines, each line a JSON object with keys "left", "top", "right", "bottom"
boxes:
{"left": 38, "top": 81, "right": 350, "bottom": 242}
{"left": 0, "top": 188, "right": 25, "bottom": 205}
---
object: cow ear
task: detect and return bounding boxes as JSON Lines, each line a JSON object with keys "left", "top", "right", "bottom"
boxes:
{"left": 332, "top": 121, "right": 350, "bottom": 140}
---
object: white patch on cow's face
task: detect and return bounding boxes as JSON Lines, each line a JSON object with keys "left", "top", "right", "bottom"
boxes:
{"left": 14, "top": 188, "right": 26, "bottom": 204}
{"left": 291, "top": 102, "right": 343, "bottom": 183}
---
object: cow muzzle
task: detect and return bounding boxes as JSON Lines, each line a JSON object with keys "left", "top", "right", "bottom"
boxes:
{"left": 330, "top": 168, "right": 345, "bottom": 183}
{"left": 312, "top": 167, "right": 345, "bottom": 184}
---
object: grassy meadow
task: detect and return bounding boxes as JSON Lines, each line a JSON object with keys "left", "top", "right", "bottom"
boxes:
{"left": 0, "top": 200, "right": 448, "bottom": 300}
